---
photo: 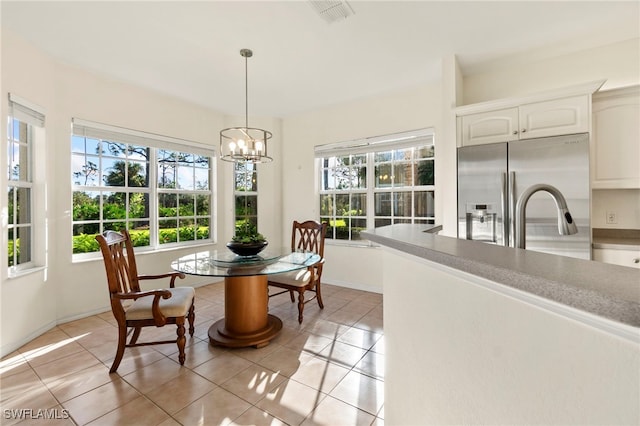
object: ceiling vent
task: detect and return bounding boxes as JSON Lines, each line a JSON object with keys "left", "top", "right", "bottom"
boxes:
{"left": 308, "top": 1, "right": 355, "bottom": 23}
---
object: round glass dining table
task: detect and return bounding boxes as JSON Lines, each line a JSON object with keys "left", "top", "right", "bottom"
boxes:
{"left": 172, "top": 247, "right": 320, "bottom": 348}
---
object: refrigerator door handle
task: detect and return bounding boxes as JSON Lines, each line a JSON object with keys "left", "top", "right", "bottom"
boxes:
{"left": 509, "top": 171, "right": 516, "bottom": 247}
{"left": 501, "top": 172, "right": 509, "bottom": 246}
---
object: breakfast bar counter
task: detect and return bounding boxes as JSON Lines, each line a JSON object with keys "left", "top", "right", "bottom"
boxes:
{"left": 361, "top": 224, "right": 640, "bottom": 425}
{"left": 362, "top": 224, "right": 640, "bottom": 329}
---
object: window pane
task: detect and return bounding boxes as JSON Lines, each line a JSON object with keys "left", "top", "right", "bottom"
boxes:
{"left": 103, "top": 192, "right": 127, "bottom": 220}
{"left": 126, "top": 160, "right": 147, "bottom": 187}
{"left": 415, "top": 160, "right": 434, "bottom": 186}
{"left": 102, "top": 158, "right": 125, "bottom": 186}
{"left": 127, "top": 144, "right": 148, "bottom": 161}
{"left": 177, "top": 165, "right": 194, "bottom": 190}
{"left": 102, "top": 141, "right": 127, "bottom": 158}
{"left": 334, "top": 218, "right": 349, "bottom": 240}
{"left": 374, "top": 193, "right": 391, "bottom": 216}
{"left": 236, "top": 195, "right": 257, "bottom": 217}
{"left": 393, "top": 163, "right": 412, "bottom": 187}
{"left": 72, "top": 222, "right": 100, "bottom": 237}
{"left": 196, "top": 194, "right": 210, "bottom": 216}
{"left": 195, "top": 167, "right": 210, "bottom": 190}
{"left": 375, "top": 218, "right": 391, "bottom": 228}
{"left": 322, "top": 168, "right": 336, "bottom": 190}
{"left": 375, "top": 164, "right": 392, "bottom": 188}
{"left": 335, "top": 194, "right": 349, "bottom": 216}
{"left": 320, "top": 194, "right": 333, "bottom": 216}
{"left": 393, "top": 192, "right": 411, "bottom": 217}
{"left": 72, "top": 154, "right": 100, "bottom": 186}
{"left": 415, "top": 191, "right": 435, "bottom": 217}
{"left": 73, "top": 191, "right": 100, "bottom": 221}
{"left": 375, "top": 151, "right": 392, "bottom": 162}
{"left": 178, "top": 194, "right": 195, "bottom": 216}
{"left": 17, "top": 226, "right": 31, "bottom": 264}
{"left": 159, "top": 220, "right": 178, "bottom": 244}
{"left": 16, "top": 188, "right": 31, "bottom": 224}
{"left": 159, "top": 193, "right": 177, "bottom": 217}
{"left": 353, "top": 166, "right": 367, "bottom": 189}
{"left": 351, "top": 218, "right": 366, "bottom": 240}
{"left": 197, "top": 218, "right": 210, "bottom": 240}
{"left": 416, "top": 145, "right": 434, "bottom": 159}
{"left": 128, "top": 224, "right": 150, "bottom": 248}
{"left": 350, "top": 193, "right": 367, "bottom": 216}
{"left": 128, "top": 192, "right": 149, "bottom": 219}
{"left": 7, "top": 188, "right": 14, "bottom": 224}
{"left": 393, "top": 148, "right": 412, "bottom": 161}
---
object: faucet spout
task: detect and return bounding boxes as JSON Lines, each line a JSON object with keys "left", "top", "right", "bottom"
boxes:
{"left": 515, "top": 183, "right": 578, "bottom": 249}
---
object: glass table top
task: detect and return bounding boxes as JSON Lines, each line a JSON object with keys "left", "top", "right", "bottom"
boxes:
{"left": 171, "top": 246, "right": 321, "bottom": 277}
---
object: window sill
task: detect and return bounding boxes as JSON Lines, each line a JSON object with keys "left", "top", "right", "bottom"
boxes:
{"left": 72, "top": 240, "right": 217, "bottom": 264}
{"left": 7, "top": 265, "right": 47, "bottom": 279}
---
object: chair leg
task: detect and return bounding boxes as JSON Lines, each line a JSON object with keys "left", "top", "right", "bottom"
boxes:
{"left": 289, "top": 290, "right": 295, "bottom": 303}
{"left": 110, "top": 325, "right": 127, "bottom": 374}
{"left": 129, "top": 326, "right": 142, "bottom": 345}
{"left": 316, "top": 281, "right": 324, "bottom": 309}
{"left": 176, "top": 320, "right": 186, "bottom": 365}
{"left": 297, "top": 290, "right": 305, "bottom": 324}
{"left": 187, "top": 304, "right": 195, "bottom": 337}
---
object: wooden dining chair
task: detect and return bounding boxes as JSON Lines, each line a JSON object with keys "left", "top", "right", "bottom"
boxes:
{"left": 95, "top": 230, "right": 195, "bottom": 373}
{"left": 268, "top": 220, "right": 327, "bottom": 323}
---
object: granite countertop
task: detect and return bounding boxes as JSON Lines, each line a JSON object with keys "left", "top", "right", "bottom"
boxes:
{"left": 362, "top": 224, "right": 640, "bottom": 329}
{"left": 592, "top": 228, "right": 640, "bottom": 250}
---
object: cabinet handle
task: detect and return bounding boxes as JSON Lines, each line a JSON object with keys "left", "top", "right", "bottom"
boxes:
{"left": 512, "top": 130, "right": 518, "bottom": 135}
{"left": 521, "top": 129, "right": 527, "bottom": 133}
{"left": 634, "top": 258, "right": 640, "bottom": 264}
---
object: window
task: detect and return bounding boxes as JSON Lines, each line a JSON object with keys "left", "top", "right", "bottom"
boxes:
{"left": 234, "top": 162, "right": 258, "bottom": 230}
{"left": 7, "top": 94, "right": 45, "bottom": 273}
{"left": 317, "top": 128, "right": 435, "bottom": 242}
{"left": 71, "top": 119, "right": 214, "bottom": 256}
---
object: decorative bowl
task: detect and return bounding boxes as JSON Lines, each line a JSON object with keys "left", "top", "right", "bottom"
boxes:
{"left": 226, "top": 241, "right": 268, "bottom": 257}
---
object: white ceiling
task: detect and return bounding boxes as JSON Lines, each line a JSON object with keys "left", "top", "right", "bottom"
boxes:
{"left": 2, "top": 1, "right": 639, "bottom": 117}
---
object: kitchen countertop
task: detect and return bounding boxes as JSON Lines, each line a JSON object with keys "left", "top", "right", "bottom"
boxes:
{"left": 592, "top": 228, "right": 640, "bottom": 250}
{"left": 362, "top": 224, "right": 640, "bottom": 328}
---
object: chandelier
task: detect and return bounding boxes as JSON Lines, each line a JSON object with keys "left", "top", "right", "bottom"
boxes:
{"left": 220, "top": 49, "right": 273, "bottom": 163}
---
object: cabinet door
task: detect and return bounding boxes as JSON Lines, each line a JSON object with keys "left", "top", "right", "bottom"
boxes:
{"left": 592, "top": 88, "right": 640, "bottom": 189}
{"left": 460, "top": 108, "right": 518, "bottom": 146}
{"left": 519, "top": 95, "right": 589, "bottom": 139}
{"left": 593, "top": 248, "right": 640, "bottom": 269}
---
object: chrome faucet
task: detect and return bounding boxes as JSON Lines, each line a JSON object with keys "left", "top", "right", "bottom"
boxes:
{"left": 515, "top": 183, "right": 578, "bottom": 249}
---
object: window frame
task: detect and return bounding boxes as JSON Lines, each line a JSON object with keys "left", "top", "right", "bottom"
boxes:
{"left": 71, "top": 119, "right": 216, "bottom": 260}
{"left": 317, "top": 129, "right": 435, "bottom": 245}
{"left": 6, "top": 94, "right": 45, "bottom": 275}
{"left": 234, "top": 161, "right": 259, "bottom": 230}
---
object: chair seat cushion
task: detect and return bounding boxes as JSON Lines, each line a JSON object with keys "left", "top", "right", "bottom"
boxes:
{"left": 125, "top": 287, "right": 195, "bottom": 321}
{"left": 268, "top": 268, "right": 311, "bottom": 287}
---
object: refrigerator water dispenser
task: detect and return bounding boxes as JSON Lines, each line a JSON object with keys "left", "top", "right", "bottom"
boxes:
{"left": 465, "top": 203, "right": 497, "bottom": 242}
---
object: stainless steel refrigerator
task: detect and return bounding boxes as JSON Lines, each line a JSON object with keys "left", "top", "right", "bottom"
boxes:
{"left": 457, "top": 133, "right": 590, "bottom": 260}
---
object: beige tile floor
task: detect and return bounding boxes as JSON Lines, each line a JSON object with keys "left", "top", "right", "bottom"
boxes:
{"left": 0, "top": 282, "right": 384, "bottom": 426}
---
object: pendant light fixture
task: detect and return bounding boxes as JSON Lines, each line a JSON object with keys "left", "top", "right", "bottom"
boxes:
{"left": 220, "top": 48, "right": 273, "bottom": 163}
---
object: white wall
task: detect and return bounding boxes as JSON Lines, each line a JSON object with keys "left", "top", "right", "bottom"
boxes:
{"left": 592, "top": 189, "right": 640, "bottom": 229}
{"left": 0, "top": 30, "right": 239, "bottom": 355}
{"left": 383, "top": 248, "right": 639, "bottom": 425}
{"left": 462, "top": 38, "right": 640, "bottom": 105}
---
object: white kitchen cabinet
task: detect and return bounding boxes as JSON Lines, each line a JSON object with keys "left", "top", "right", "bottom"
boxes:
{"left": 593, "top": 248, "right": 640, "bottom": 269}
{"left": 459, "top": 95, "right": 590, "bottom": 146}
{"left": 591, "top": 86, "right": 640, "bottom": 189}
{"left": 460, "top": 108, "right": 518, "bottom": 146}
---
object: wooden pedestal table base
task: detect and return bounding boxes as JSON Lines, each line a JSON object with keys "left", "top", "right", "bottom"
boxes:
{"left": 208, "top": 274, "right": 282, "bottom": 348}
